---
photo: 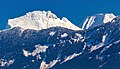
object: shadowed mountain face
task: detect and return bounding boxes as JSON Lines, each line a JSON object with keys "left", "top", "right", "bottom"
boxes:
{"left": 0, "top": 27, "right": 85, "bottom": 69}
{"left": 52, "top": 22, "right": 120, "bottom": 69}
{"left": 1, "top": 21, "right": 120, "bottom": 69}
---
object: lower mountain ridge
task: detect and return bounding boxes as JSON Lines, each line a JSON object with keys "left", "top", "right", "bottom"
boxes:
{"left": 0, "top": 20, "right": 120, "bottom": 69}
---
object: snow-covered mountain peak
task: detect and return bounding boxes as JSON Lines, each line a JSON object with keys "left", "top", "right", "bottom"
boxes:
{"left": 62, "top": 17, "right": 70, "bottom": 22}
{"left": 26, "top": 11, "right": 58, "bottom": 19}
{"left": 81, "top": 13, "right": 116, "bottom": 29}
{"left": 8, "top": 11, "right": 81, "bottom": 30}
{"left": 103, "top": 13, "right": 116, "bottom": 23}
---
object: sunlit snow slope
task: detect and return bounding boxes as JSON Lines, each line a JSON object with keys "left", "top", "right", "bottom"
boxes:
{"left": 8, "top": 11, "right": 81, "bottom": 30}
{"left": 82, "top": 13, "right": 116, "bottom": 29}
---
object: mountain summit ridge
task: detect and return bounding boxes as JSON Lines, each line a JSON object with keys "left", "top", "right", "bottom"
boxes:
{"left": 8, "top": 11, "right": 81, "bottom": 31}
{"left": 7, "top": 11, "right": 118, "bottom": 31}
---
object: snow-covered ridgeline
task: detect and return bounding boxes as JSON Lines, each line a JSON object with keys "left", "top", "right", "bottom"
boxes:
{"left": 7, "top": 10, "right": 118, "bottom": 31}
{"left": 8, "top": 11, "right": 81, "bottom": 31}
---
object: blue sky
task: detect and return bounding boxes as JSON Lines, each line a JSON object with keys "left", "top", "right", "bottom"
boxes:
{"left": 0, "top": 0, "right": 120, "bottom": 29}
